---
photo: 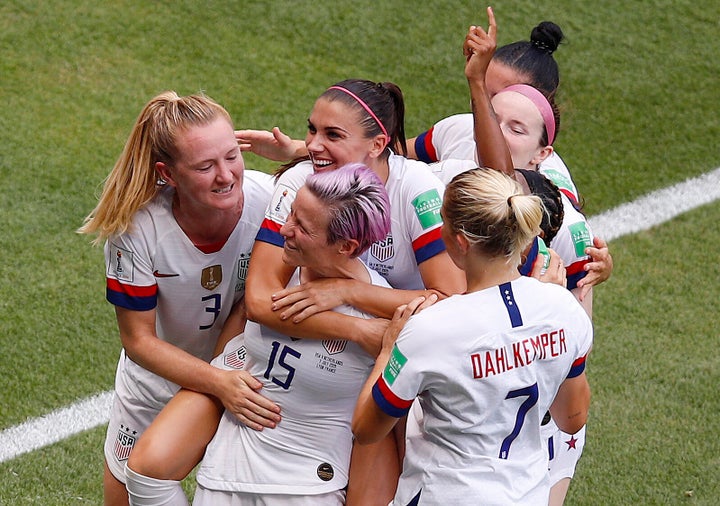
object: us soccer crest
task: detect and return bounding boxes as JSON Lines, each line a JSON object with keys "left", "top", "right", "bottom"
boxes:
{"left": 224, "top": 345, "right": 247, "bottom": 370}
{"left": 236, "top": 254, "right": 250, "bottom": 292}
{"left": 201, "top": 265, "right": 222, "bottom": 290}
{"left": 370, "top": 234, "right": 394, "bottom": 262}
{"left": 113, "top": 424, "right": 137, "bottom": 461}
{"left": 322, "top": 339, "right": 347, "bottom": 355}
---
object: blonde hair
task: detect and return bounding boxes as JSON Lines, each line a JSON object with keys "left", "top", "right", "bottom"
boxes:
{"left": 77, "top": 91, "right": 231, "bottom": 244}
{"left": 442, "top": 168, "right": 543, "bottom": 267}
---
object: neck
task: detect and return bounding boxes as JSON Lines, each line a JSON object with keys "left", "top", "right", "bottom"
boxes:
{"left": 463, "top": 254, "right": 520, "bottom": 293}
{"left": 368, "top": 155, "right": 390, "bottom": 185}
{"left": 172, "top": 196, "right": 243, "bottom": 246}
{"left": 301, "top": 257, "right": 369, "bottom": 284}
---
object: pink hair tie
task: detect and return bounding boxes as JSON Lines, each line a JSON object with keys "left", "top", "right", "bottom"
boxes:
{"left": 328, "top": 86, "right": 390, "bottom": 148}
{"left": 500, "top": 84, "right": 556, "bottom": 145}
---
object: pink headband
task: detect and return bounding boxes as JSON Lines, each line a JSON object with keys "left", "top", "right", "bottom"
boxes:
{"left": 500, "top": 84, "right": 556, "bottom": 145}
{"left": 328, "top": 86, "right": 390, "bottom": 148}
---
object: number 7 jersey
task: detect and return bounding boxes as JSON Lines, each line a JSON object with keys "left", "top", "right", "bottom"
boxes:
{"left": 372, "top": 276, "right": 593, "bottom": 505}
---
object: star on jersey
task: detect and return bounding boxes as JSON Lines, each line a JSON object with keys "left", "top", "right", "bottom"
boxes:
{"left": 565, "top": 435, "right": 578, "bottom": 450}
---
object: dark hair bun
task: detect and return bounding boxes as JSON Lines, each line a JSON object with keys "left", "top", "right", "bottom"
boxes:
{"left": 530, "top": 21, "right": 565, "bottom": 54}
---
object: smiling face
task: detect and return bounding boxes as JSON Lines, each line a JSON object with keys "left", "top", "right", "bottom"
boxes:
{"left": 279, "top": 186, "right": 337, "bottom": 270}
{"left": 491, "top": 91, "right": 551, "bottom": 169}
{"left": 158, "top": 117, "right": 245, "bottom": 214}
{"left": 304, "top": 97, "right": 382, "bottom": 173}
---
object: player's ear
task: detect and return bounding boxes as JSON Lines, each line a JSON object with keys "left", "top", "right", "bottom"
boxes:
{"left": 338, "top": 239, "right": 360, "bottom": 258}
{"left": 156, "top": 162, "right": 176, "bottom": 187}
{"left": 530, "top": 145, "right": 553, "bottom": 166}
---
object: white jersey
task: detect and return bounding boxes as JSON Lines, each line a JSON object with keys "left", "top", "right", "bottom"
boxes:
{"left": 373, "top": 276, "right": 593, "bottom": 505}
{"left": 425, "top": 161, "right": 593, "bottom": 291}
{"left": 414, "top": 113, "right": 580, "bottom": 205}
{"left": 257, "top": 155, "right": 447, "bottom": 290}
{"left": 103, "top": 171, "right": 272, "bottom": 481}
{"left": 196, "top": 265, "right": 390, "bottom": 495}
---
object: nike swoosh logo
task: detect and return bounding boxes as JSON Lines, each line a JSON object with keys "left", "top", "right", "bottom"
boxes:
{"left": 153, "top": 270, "right": 179, "bottom": 278}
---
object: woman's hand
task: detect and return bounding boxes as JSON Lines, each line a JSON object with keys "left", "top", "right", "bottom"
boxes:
{"left": 577, "top": 236, "right": 613, "bottom": 300}
{"left": 271, "top": 278, "right": 353, "bottom": 322}
{"left": 235, "top": 127, "right": 306, "bottom": 161}
{"left": 215, "top": 369, "right": 282, "bottom": 431}
{"left": 463, "top": 6, "right": 497, "bottom": 83}
{"left": 531, "top": 247, "right": 567, "bottom": 288}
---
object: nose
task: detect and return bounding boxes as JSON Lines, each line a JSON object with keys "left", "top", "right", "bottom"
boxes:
{"left": 216, "top": 160, "right": 235, "bottom": 184}
{"left": 305, "top": 132, "right": 323, "bottom": 154}
{"left": 280, "top": 219, "right": 294, "bottom": 239}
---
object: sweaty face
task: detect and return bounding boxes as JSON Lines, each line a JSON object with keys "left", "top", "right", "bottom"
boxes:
{"left": 280, "top": 187, "right": 336, "bottom": 270}
{"left": 168, "top": 117, "right": 245, "bottom": 213}
{"left": 491, "top": 91, "right": 547, "bottom": 169}
{"left": 304, "top": 98, "right": 378, "bottom": 173}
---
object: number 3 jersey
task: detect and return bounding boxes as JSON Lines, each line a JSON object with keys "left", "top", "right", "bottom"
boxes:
{"left": 196, "top": 265, "right": 390, "bottom": 496}
{"left": 104, "top": 171, "right": 272, "bottom": 406}
{"left": 373, "top": 276, "right": 593, "bottom": 505}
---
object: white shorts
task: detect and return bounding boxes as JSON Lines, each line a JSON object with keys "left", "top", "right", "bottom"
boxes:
{"left": 547, "top": 424, "right": 586, "bottom": 483}
{"left": 192, "top": 487, "right": 345, "bottom": 506}
{"left": 103, "top": 350, "right": 183, "bottom": 482}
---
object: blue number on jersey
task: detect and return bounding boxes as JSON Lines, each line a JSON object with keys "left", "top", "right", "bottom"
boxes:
{"left": 499, "top": 383, "right": 539, "bottom": 459}
{"left": 264, "top": 341, "right": 301, "bottom": 389}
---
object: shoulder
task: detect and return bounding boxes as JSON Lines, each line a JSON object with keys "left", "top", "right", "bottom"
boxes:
{"left": 388, "top": 155, "right": 445, "bottom": 194}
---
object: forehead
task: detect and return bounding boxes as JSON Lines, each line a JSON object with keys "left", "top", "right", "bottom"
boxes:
{"left": 491, "top": 91, "right": 544, "bottom": 127}
{"left": 486, "top": 60, "right": 528, "bottom": 97}
{"left": 174, "top": 117, "right": 236, "bottom": 163}
{"left": 293, "top": 187, "right": 330, "bottom": 232}
{"left": 309, "top": 97, "right": 363, "bottom": 127}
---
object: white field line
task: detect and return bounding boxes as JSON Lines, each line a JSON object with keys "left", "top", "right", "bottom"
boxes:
{"left": 1, "top": 166, "right": 719, "bottom": 464}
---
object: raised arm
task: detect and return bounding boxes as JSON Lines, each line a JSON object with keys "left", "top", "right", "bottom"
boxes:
{"left": 463, "top": 7, "right": 514, "bottom": 176}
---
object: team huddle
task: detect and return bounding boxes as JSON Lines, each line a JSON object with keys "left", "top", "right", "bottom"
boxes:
{"left": 79, "top": 8, "right": 611, "bottom": 506}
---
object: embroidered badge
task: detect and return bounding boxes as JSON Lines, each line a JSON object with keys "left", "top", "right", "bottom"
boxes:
{"left": 412, "top": 189, "right": 443, "bottom": 229}
{"left": 236, "top": 254, "right": 250, "bottom": 292}
{"left": 113, "top": 424, "right": 137, "bottom": 461}
{"left": 317, "top": 462, "right": 334, "bottom": 482}
{"left": 384, "top": 345, "right": 407, "bottom": 385}
{"left": 108, "top": 244, "right": 134, "bottom": 282}
{"left": 224, "top": 345, "right": 247, "bottom": 370}
{"left": 201, "top": 265, "right": 222, "bottom": 290}
{"left": 370, "top": 234, "right": 394, "bottom": 262}
{"left": 569, "top": 222, "right": 592, "bottom": 258}
{"left": 322, "top": 339, "right": 347, "bottom": 355}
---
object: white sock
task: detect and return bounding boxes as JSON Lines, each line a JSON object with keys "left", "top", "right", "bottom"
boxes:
{"left": 125, "top": 465, "right": 189, "bottom": 506}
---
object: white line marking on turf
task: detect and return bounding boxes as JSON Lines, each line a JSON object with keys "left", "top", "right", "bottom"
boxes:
{"left": 588, "top": 167, "right": 720, "bottom": 242}
{"left": 0, "top": 391, "right": 113, "bottom": 463}
{"left": 1, "top": 167, "right": 719, "bottom": 464}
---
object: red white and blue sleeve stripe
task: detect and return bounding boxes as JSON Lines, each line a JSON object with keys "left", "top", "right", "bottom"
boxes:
{"left": 255, "top": 218, "right": 285, "bottom": 247}
{"left": 412, "top": 228, "right": 446, "bottom": 264}
{"left": 414, "top": 127, "right": 438, "bottom": 163}
{"left": 567, "top": 353, "right": 587, "bottom": 378}
{"left": 566, "top": 258, "right": 589, "bottom": 291}
{"left": 372, "top": 376, "right": 414, "bottom": 418}
{"left": 106, "top": 278, "right": 157, "bottom": 311}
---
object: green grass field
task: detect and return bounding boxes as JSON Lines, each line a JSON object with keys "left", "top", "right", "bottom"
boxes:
{"left": 1, "top": 0, "right": 718, "bottom": 504}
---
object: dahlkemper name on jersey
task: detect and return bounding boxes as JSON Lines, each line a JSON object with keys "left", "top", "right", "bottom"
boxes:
{"left": 471, "top": 329, "right": 568, "bottom": 379}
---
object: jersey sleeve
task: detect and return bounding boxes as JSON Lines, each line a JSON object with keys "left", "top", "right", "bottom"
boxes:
{"left": 403, "top": 162, "right": 448, "bottom": 265}
{"left": 254, "top": 164, "right": 309, "bottom": 247}
{"left": 105, "top": 226, "right": 157, "bottom": 311}
{"left": 414, "top": 126, "right": 439, "bottom": 163}
{"left": 539, "top": 152, "right": 580, "bottom": 207}
{"left": 371, "top": 318, "right": 429, "bottom": 418}
{"left": 550, "top": 195, "right": 594, "bottom": 290}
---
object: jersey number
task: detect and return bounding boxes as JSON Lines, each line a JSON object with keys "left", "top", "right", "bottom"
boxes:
{"left": 499, "top": 383, "right": 539, "bottom": 459}
{"left": 264, "top": 341, "right": 301, "bottom": 389}
{"left": 200, "top": 293, "right": 221, "bottom": 330}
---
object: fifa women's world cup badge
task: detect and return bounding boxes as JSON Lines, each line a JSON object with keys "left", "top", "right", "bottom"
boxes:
{"left": 201, "top": 265, "right": 222, "bottom": 290}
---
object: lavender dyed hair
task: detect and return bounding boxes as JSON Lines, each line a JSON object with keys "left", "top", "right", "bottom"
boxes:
{"left": 304, "top": 163, "right": 391, "bottom": 257}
